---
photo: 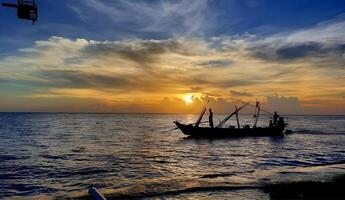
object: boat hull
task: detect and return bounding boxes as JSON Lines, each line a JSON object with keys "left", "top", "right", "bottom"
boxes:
{"left": 174, "top": 122, "right": 285, "bottom": 138}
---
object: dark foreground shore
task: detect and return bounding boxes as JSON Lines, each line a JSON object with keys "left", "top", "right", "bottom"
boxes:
{"left": 263, "top": 174, "right": 345, "bottom": 199}
{"left": 72, "top": 162, "right": 345, "bottom": 200}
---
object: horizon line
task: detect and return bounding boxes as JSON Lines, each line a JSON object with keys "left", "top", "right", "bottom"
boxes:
{"left": 0, "top": 111, "right": 344, "bottom": 116}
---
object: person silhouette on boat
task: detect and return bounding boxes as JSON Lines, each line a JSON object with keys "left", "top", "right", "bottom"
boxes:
{"left": 277, "top": 117, "right": 286, "bottom": 129}
{"left": 269, "top": 120, "right": 273, "bottom": 128}
{"left": 209, "top": 108, "right": 214, "bottom": 128}
{"left": 273, "top": 112, "right": 279, "bottom": 126}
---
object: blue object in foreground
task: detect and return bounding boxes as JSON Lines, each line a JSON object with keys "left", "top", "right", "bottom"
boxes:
{"left": 89, "top": 186, "right": 107, "bottom": 200}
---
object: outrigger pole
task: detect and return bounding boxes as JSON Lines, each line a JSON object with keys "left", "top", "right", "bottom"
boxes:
{"left": 194, "top": 100, "right": 209, "bottom": 127}
{"left": 216, "top": 103, "right": 248, "bottom": 128}
{"left": 229, "top": 97, "right": 273, "bottom": 115}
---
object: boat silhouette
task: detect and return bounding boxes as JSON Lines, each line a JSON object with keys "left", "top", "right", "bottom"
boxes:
{"left": 174, "top": 101, "right": 289, "bottom": 138}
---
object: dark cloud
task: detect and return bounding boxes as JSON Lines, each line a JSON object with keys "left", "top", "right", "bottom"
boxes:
{"left": 218, "top": 80, "right": 260, "bottom": 87}
{"left": 197, "top": 60, "right": 233, "bottom": 67}
{"left": 230, "top": 90, "right": 253, "bottom": 97}
{"left": 338, "top": 93, "right": 345, "bottom": 98}
{"left": 276, "top": 42, "right": 322, "bottom": 59}
{"left": 183, "top": 78, "right": 259, "bottom": 89}
{"left": 35, "top": 70, "right": 131, "bottom": 89}
{"left": 189, "top": 86, "right": 204, "bottom": 92}
{"left": 0, "top": 78, "right": 36, "bottom": 85}
{"left": 251, "top": 42, "right": 345, "bottom": 67}
{"left": 33, "top": 69, "right": 191, "bottom": 93}
{"left": 82, "top": 39, "right": 194, "bottom": 67}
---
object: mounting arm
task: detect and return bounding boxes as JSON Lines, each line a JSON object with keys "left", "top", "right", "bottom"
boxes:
{"left": 2, "top": 2, "right": 17, "bottom": 7}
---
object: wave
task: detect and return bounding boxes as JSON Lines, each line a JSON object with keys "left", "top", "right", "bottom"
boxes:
{"left": 292, "top": 128, "right": 345, "bottom": 135}
{"left": 40, "top": 154, "right": 68, "bottom": 160}
{"left": 0, "top": 155, "right": 22, "bottom": 161}
{"left": 72, "top": 162, "right": 345, "bottom": 200}
{"left": 0, "top": 183, "right": 58, "bottom": 199}
{"left": 46, "top": 168, "right": 111, "bottom": 179}
{"left": 72, "top": 178, "right": 258, "bottom": 200}
{"left": 201, "top": 172, "right": 237, "bottom": 178}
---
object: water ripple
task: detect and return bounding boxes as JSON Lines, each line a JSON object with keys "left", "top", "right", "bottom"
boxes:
{"left": 0, "top": 113, "right": 344, "bottom": 199}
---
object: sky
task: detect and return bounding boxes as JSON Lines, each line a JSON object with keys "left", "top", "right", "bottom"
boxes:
{"left": 0, "top": 0, "right": 344, "bottom": 114}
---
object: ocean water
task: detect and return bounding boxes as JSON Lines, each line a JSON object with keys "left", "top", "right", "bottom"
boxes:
{"left": 0, "top": 113, "right": 345, "bottom": 199}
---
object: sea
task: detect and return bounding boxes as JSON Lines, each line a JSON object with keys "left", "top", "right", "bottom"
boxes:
{"left": 0, "top": 113, "right": 345, "bottom": 199}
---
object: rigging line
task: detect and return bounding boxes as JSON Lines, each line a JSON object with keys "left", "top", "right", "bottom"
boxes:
{"left": 228, "top": 97, "right": 274, "bottom": 115}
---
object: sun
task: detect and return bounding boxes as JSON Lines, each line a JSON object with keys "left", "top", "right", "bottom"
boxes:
{"left": 183, "top": 95, "right": 193, "bottom": 105}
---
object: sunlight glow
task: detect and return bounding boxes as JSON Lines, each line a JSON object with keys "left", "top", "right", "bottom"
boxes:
{"left": 183, "top": 95, "right": 194, "bottom": 105}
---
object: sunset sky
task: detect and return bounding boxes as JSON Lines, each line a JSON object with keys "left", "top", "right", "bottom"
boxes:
{"left": 0, "top": 0, "right": 344, "bottom": 114}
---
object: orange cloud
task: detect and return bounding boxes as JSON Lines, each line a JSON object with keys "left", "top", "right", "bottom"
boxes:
{"left": 0, "top": 33, "right": 344, "bottom": 114}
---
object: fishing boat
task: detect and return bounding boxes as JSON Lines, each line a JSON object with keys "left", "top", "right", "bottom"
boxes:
{"left": 174, "top": 101, "right": 289, "bottom": 138}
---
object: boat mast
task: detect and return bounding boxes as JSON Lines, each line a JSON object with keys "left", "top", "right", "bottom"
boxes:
{"left": 194, "top": 100, "right": 209, "bottom": 127}
{"left": 253, "top": 101, "right": 260, "bottom": 128}
{"left": 235, "top": 105, "right": 240, "bottom": 128}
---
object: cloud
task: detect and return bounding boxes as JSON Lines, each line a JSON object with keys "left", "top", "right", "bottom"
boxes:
{"left": 263, "top": 95, "right": 301, "bottom": 114}
{"left": 283, "top": 14, "right": 345, "bottom": 43}
{"left": 244, "top": 16, "right": 345, "bottom": 68}
{"left": 276, "top": 42, "right": 323, "bottom": 59}
{"left": 230, "top": 90, "right": 253, "bottom": 97}
{"left": 251, "top": 41, "right": 345, "bottom": 67}
{"left": 1, "top": 14, "right": 345, "bottom": 113}
{"left": 35, "top": 69, "right": 132, "bottom": 89}
{"left": 196, "top": 59, "right": 234, "bottom": 67}
{"left": 71, "top": 0, "right": 213, "bottom": 37}
{"left": 82, "top": 38, "right": 206, "bottom": 69}
{"left": 68, "top": 5, "right": 90, "bottom": 23}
